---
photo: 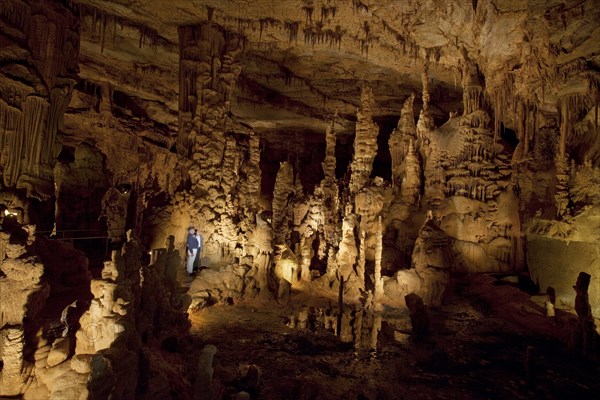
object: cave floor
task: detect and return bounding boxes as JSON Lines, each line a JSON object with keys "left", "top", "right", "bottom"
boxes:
{"left": 186, "top": 275, "right": 599, "bottom": 400}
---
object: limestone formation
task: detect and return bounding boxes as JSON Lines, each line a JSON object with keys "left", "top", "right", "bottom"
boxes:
{"left": 272, "top": 161, "right": 295, "bottom": 246}
{"left": 389, "top": 94, "right": 417, "bottom": 189}
{"left": 1, "top": 0, "right": 600, "bottom": 397}
{"left": 0, "top": 0, "right": 79, "bottom": 199}
{"left": 349, "top": 86, "right": 379, "bottom": 194}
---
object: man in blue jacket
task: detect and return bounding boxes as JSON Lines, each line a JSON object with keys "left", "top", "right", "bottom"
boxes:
{"left": 186, "top": 226, "right": 200, "bottom": 276}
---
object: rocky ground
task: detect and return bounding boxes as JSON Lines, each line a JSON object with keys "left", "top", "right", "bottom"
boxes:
{"left": 181, "top": 274, "right": 599, "bottom": 400}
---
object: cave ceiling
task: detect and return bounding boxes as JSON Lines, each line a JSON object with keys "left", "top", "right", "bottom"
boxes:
{"left": 69, "top": 0, "right": 600, "bottom": 140}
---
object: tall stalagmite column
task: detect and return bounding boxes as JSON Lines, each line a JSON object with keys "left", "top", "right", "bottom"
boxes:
{"left": 374, "top": 216, "right": 383, "bottom": 300}
{"left": 0, "top": 0, "right": 79, "bottom": 198}
{"left": 401, "top": 139, "right": 422, "bottom": 205}
{"left": 320, "top": 113, "right": 340, "bottom": 247}
{"left": 555, "top": 98, "right": 570, "bottom": 217}
{"left": 417, "top": 62, "right": 435, "bottom": 138}
{"left": 272, "top": 161, "right": 294, "bottom": 245}
{"left": 177, "top": 21, "right": 246, "bottom": 262}
{"left": 243, "top": 133, "right": 262, "bottom": 211}
{"left": 177, "top": 21, "right": 243, "bottom": 187}
{"left": 388, "top": 94, "right": 417, "bottom": 188}
{"left": 349, "top": 86, "right": 379, "bottom": 194}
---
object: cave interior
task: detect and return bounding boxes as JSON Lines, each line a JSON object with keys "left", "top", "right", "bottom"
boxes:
{"left": 0, "top": 0, "right": 599, "bottom": 399}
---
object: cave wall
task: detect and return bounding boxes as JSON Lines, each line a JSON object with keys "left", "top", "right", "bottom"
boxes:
{"left": 0, "top": 0, "right": 79, "bottom": 199}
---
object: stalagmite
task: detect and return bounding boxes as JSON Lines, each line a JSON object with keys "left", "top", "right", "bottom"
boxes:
{"left": 272, "top": 161, "right": 294, "bottom": 246}
{"left": 374, "top": 216, "right": 383, "bottom": 300}
{"left": 349, "top": 86, "right": 378, "bottom": 194}
{"left": 417, "top": 62, "right": 435, "bottom": 138}
{"left": 320, "top": 113, "right": 340, "bottom": 249}
{"left": 357, "top": 229, "right": 366, "bottom": 291}
{"left": 555, "top": 98, "right": 571, "bottom": 217}
{"left": 400, "top": 139, "right": 422, "bottom": 205}
{"left": 389, "top": 93, "right": 417, "bottom": 187}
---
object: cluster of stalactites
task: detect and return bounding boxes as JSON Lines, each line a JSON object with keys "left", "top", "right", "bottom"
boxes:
{"left": 178, "top": 22, "right": 242, "bottom": 115}
{"left": 0, "top": 0, "right": 79, "bottom": 198}
{"left": 176, "top": 22, "right": 244, "bottom": 157}
{"left": 461, "top": 61, "right": 485, "bottom": 116}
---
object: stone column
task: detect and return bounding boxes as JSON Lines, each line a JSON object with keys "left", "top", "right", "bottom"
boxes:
{"left": 389, "top": 94, "right": 417, "bottom": 188}
{"left": 357, "top": 229, "right": 366, "bottom": 291}
{"left": 555, "top": 99, "right": 570, "bottom": 217}
{"left": 374, "top": 216, "right": 384, "bottom": 300}
{"left": 417, "top": 62, "right": 435, "bottom": 138}
{"left": 272, "top": 161, "right": 294, "bottom": 245}
{"left": 349, "top": 86, "right": 378, "bottom": 194}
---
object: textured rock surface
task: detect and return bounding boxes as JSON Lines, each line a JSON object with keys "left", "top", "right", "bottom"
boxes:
{"left": 1, "top": 0, "right": 599, "bottom": 397}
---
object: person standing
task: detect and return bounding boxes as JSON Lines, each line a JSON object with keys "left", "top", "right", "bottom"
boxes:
{"left": 186, "top": 227, "right": 199, "bottom": 276}
{"left": 193, "top": 228, "right": 203, "bottom": 271}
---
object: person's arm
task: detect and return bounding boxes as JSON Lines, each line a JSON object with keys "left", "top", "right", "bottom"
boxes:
{"left": 186, "top": 235, "right": 193, "bottom": 256}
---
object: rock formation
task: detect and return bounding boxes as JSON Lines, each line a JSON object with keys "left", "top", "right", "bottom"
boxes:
{"left": 1, "top": 0, "right": 599, "bottom": 397}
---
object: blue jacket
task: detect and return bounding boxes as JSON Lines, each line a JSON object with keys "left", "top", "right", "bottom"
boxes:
{"left": 186, "top": 233, "right": 200, "bottom": 250}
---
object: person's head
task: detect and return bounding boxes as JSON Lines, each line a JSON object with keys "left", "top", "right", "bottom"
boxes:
{"left": 188, "top": 227, "right": 195, "bottom": 234}
{"left": 194, "top": 229, "right": 198, "bottom": 236}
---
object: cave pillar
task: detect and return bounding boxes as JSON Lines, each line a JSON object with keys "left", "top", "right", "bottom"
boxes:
{"left": 320, "top": 114, "right": 340, "bottom": 248}
{"left": 0, "top": 328, "right": 26, "bottom": 396}
{"left": 374, "top": 216, "right": 383, "bottom": 301}
{"left": 272, "top": 161, "right": 294, "bottom": 246}
{"left": 177, "top": 22, "right": 243, "bottom": 159}
{"left": 298, "top": 235, "right": 313, "bottom": 282}
{"left": 357, "top": 229, "right": 366, "bottom": 291}
{"left": 176, "top": 22, "right": 244, "bottom": 259}
{"left": 0, "top": 0, "right": 79, "bottom": 199}
{"left": 417, "top": 62, "right": 435, "bottom": 138}
{"left": 400, "top": 139, "right": 422, "bottom": 205}
{"left": 389, "top": 94, "right": 416, "bottom": 188}
{"left": 349, "top": 86, "right": 379, "bottom": 194}
{"left": 555, "top": 99, "right": 570, "bottom": 217}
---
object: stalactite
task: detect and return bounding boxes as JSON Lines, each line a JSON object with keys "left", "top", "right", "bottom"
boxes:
{"left": 351, "top": 0, "right": 369, "bottom": 13}
{"left": 100, "top": 12, "right": 107, "bottom": 53}
{"left": 0, "top": 0, "right": 31, "bottom": 34}
{"left": 302, "top": 4, "right": 314, "bottom": 24}
{"left": 321, "top": 5, "right": 337, "bottom": 21}
{"left": 0, "top": 0, "right": 78, "bottom": 197}
{"left": 284, "top": 20, "right": 301, "bottom": 44}
{"left": 425, "top": 47, "right": 442, "bottom": 63}
{"left": 422, "top": 62, "right": 430, "bottom": 112}
{"left": 258, "top": 17, "right": 279, "bottom": 41}
{"left": 78, "top": 3, "right": 168, "bottom": 51}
